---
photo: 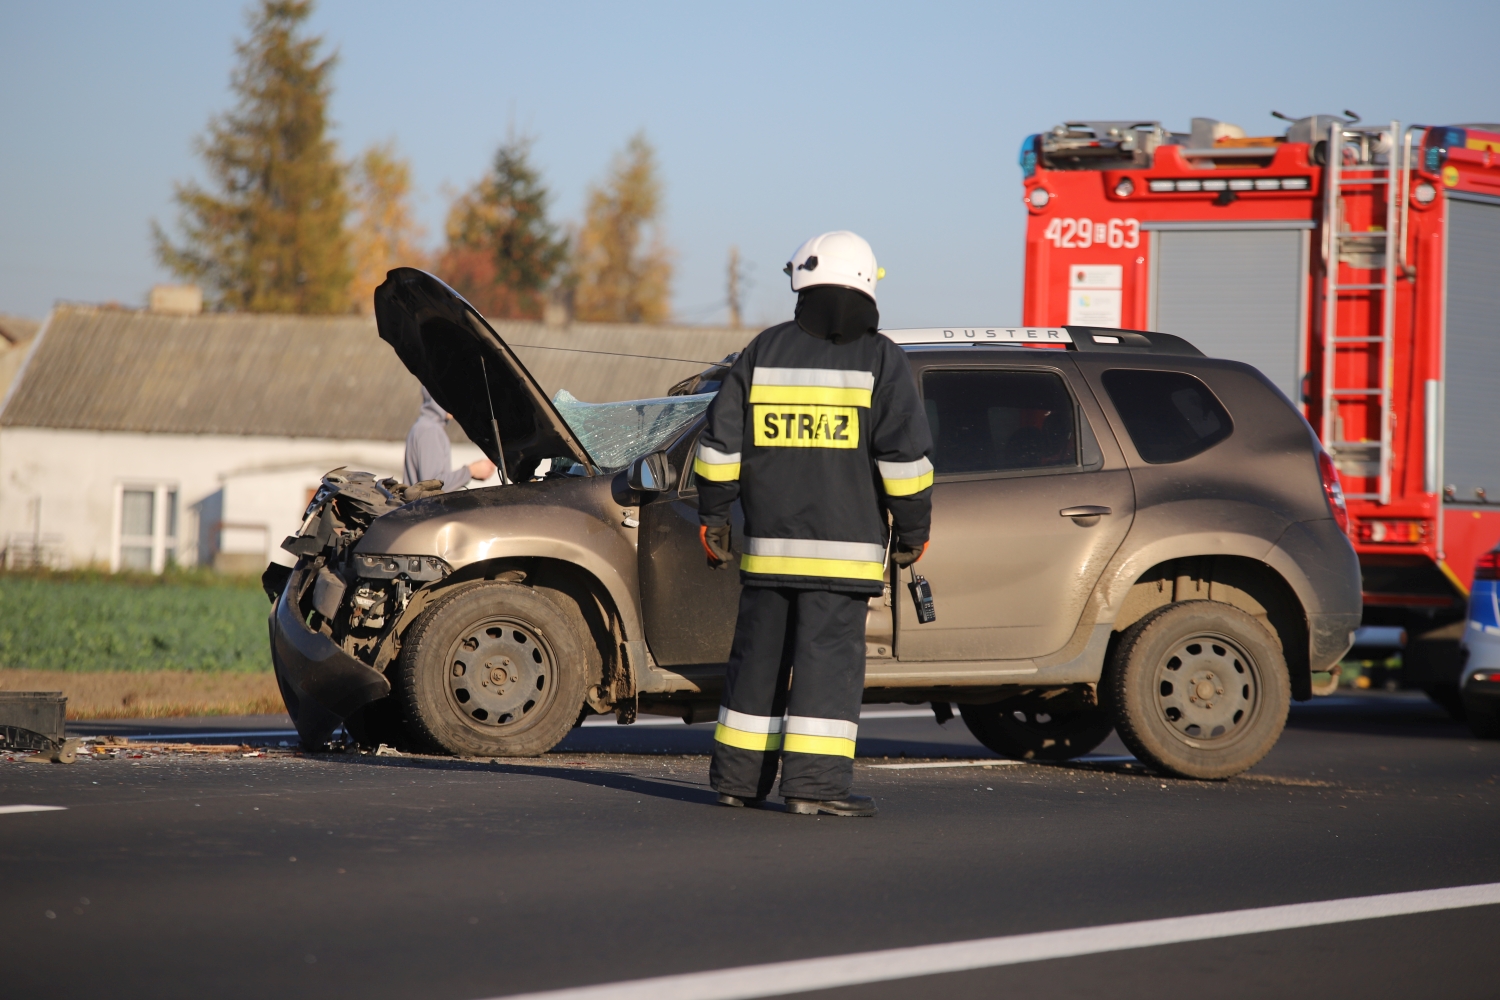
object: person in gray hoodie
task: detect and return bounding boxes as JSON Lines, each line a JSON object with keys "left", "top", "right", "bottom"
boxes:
{"left": 404, "top": 387, "right": 497, "bottom": 490}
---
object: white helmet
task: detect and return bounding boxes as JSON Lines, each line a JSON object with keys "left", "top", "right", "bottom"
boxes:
{"left": 785, "top": 231, "right": 884, "bottom": 302}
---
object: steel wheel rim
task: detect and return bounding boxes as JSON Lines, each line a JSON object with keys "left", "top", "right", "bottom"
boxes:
{"left": 1151, "top": 631, "right": 1260, "bottom": 748}
{"left": 443, "top": 616, "right": 558, "bottom": 733}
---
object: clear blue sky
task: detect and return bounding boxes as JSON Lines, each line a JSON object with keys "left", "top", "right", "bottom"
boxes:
{"left": 2, "top": 0, "right": 1496, "bottom": 328}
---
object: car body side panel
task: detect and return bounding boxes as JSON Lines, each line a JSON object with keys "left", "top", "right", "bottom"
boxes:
{"left": 890, "top": 469, "right": 1135, "bottom": 663}
{"left": 354, "top": 476, "right": 647, "bottom": 644}
{"left": 1264, "top": 518, "right": 1361, "bottom": 670}
{"left": 1071, "top": 353, "right": 1332, "bottom": 523}
{"left": 887, "top": 353, "right": 1136, "bottom": 668}
{"left": 1071, "top": 350, "right": 1360, "bottom": 678}
{"left": 1094, "top": 500, "right": 1286, "bottom": 616}
{"left": 638, "top": 494, "right": 742, "bottom": 666}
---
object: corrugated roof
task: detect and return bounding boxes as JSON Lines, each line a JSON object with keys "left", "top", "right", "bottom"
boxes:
{"left": 0, "top": 314, "right": 40, "bottom": 346}
{"left": 0, "top": 306, "right": 753, "bottom": 440}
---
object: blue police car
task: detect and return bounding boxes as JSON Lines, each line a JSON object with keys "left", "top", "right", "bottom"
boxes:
{"left": 1459, "top": 547, "right": 1500, "bottom": 738}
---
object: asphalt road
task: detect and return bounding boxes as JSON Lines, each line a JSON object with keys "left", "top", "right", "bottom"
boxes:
{"left": 4, "top": 692, "right": 1498, "bottom": 999}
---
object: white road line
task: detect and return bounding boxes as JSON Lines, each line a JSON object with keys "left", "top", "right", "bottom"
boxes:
{"left": 580, "top": 717, "right": 697, "bottom": 728}
{"left": 869, "top": 760, "right": 1019, "bottom": 770}
{"left": 0, "top": 805, "right": 67, "bottom": 815}
{"left": 478, "top": 882, "right": 1500, "bottom": 1000}
{"left": 579, "top": 708, "right": 935, "bottom": 729}
{"left": 69, "top": 707, "right": 943, "bottom": 739}
{"left": 69, "top": 729, "right": 298, "bottom": 741}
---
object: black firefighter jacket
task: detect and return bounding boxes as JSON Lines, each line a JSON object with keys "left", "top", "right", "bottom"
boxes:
{"left": 695, "top": 321, "right": 934, "bottom": 595}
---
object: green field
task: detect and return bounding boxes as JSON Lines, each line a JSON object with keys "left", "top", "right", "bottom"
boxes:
{"left": 0, "top": 569, "right": 271, "bottom": 673}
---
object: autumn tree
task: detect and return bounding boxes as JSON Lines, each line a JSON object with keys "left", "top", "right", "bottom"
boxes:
{"left": 348, "top": 141, "right": 427, "bottom": 314}
{"left": 572, "top": 132, "right": 673, "bottom": 323}
{"left": 436, "top": 136, "right": 567, "bottom": 320}
{"left": 154, "top": 0, "right": 350, "bottom": 313}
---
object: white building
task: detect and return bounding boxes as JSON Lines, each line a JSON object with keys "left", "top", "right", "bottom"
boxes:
{"left": 0, "top": 305, "right": 749, "bottom": 573}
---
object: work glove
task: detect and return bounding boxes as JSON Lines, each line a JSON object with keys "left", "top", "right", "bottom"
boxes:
{"left": 700, "top": 524, "right": 733, "bottom": 569}
{"left": 891, "top": 541, "right": 928, "bottom": 568}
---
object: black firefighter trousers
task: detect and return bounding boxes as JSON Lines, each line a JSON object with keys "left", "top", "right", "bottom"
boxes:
{"left": 710, "top": 586, "right": 868, "bottom": 802}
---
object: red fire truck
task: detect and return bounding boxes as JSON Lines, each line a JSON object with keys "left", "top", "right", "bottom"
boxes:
{"left": 1019, "top": 113, "right": 1500, "bottom": 704}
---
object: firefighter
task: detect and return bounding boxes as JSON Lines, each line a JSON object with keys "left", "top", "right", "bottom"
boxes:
{"left": 695, "top": 231, "right": 934, "bottom": 817}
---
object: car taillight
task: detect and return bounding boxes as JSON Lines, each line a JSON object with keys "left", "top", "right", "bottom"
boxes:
{"left": 1476, "top": 551, "right": 1500, "bottom": 581}
{"left": 1317, "top": 450, "right": 1349, "bottom": 534}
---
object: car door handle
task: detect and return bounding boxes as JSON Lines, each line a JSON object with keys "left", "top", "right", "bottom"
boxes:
{"left": 1059, "top": 505, "right": 1112, "bottom": 518}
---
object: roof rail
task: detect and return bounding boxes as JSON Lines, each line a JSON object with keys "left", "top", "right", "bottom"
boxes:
{"left": 881, "top": 326, "right": 1203, "bottom": 357}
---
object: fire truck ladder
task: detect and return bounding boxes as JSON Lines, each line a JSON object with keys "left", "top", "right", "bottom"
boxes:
{"left": 1319, "top": 120, "right": 1400, "bottom": 505}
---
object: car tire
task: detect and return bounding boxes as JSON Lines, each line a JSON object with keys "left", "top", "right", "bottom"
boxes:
{"left": 1104, "top": 601, "right": 1289, "bottom": 779}
{"left": 396, "top": 582, "right": 590, "bottom": 757}
{"left": 959, "top": 693, "right": 1114, "bottom": 762}
{"left": 1462, "top": 695, "right": 1500, "bottom": 739}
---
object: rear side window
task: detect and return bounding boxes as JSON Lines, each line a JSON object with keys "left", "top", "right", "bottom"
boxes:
{"left": 922, "top": 369, "right": 1078, "bottom": 475}
{"left": 1101, "top": 369, "right": 1232, "bottom": 464}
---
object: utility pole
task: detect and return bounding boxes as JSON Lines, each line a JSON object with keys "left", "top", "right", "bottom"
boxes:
{"left": 726, "top": 245, "right": 742, "bottom": 328}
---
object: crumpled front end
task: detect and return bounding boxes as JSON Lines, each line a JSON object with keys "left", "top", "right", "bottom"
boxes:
{"left": 270, "top": 562, "right": 393, "bottom": 748}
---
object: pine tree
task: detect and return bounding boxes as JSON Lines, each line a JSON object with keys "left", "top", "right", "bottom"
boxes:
{"left": 153, "top": 0, "right": 350, "bottom": 313}
{"left": 348, "top": 141, "right": 427, "bottom": 315}
{"left": 572, "top": 132, "right": 673, "bottom": 323}
{"left": 436, "top": 136, "right": 567, "bottom": 320}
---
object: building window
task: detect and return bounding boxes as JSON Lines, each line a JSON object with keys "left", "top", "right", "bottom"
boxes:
{"left": 114, "top": 484, "right": 178, "bottom": 573}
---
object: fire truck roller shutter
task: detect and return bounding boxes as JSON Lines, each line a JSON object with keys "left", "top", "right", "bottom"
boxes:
{"left": 1146, "top": 223, "right": 1311, "bottom": 402}
{"left": 1442, "top": 193, "right": 1500, "bottom": 506}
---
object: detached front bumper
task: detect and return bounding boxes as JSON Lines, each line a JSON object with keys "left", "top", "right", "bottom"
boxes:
{"left": 270, "top": 564, "right": 391, "bottom": 747}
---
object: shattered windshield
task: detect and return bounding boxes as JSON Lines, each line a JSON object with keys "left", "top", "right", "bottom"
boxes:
{"left": 551, "top": 390, "right": 715, "bottom": 472}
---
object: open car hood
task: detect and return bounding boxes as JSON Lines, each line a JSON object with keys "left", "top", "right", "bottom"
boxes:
{"left": 374, "top": 268, "right": 596, "bottom": 479}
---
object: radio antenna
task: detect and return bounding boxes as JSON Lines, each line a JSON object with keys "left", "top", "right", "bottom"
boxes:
{"left": 479, "top": 356, "right": 509, "bottom": 485}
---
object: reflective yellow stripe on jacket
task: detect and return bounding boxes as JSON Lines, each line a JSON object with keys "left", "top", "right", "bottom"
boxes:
{"left": 713, "top": 706, "right": 783, "bottom": 751}
{"left": 739, "top": 537, "right": 887, "bottom": 582}
{"left": 693, "top": 444, "right": 741, "bottom": 482}
{"left": 747, "top": 367, "right": 874, "bottom": 408}
{"left": 877, "top": 457, "right": 934, "bottom": 496}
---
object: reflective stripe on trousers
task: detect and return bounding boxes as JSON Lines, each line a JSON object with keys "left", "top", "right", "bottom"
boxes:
{"left": 713, "top": 706, "right": 783, "bottom": 752}
{"left": 782, "top": 715, "right": 859, "bottom": 758}
{"left": 712, "top": 710, "right": 858, "bottom": 758}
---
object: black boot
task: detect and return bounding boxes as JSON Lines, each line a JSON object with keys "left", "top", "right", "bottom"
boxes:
{"left": 785, "top": 794, "right": 877, "bottom": 817}
{"left": 717, "top": 793, "right": 765, "bottom": 808}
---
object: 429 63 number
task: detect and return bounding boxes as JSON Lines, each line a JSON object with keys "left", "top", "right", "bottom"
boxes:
{"left": 1043, "top": 217, "right": 1139, "bottom": 249}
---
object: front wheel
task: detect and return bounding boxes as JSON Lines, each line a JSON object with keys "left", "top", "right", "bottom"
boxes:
{"left": 959, "top": 691, "right": 1114, "bottom": 762}
{"left": 396, "top": 582, "right": 590, "bottom": 757}
{"left": 1104, "top": 601, "right": 1289, "bottom": 779}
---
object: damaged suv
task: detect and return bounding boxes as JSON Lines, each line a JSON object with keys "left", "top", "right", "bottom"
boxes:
{"left": 268, "top": 268, "right": 1360, "bottom": 779}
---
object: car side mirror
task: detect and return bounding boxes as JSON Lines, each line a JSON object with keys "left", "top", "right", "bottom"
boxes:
{"left": 628, "top": 451, "right": 674, "bottom": 493}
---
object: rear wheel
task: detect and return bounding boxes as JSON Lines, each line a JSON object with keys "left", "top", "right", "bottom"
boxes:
{"left": 396, "top": 582, "right": 589, "bottom": 757}
{"left": 1105, "top": 601, "right": 1289, "bottom": 779}
{"left": 959, "top": 691, "right": 1114, "bottom": 762}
